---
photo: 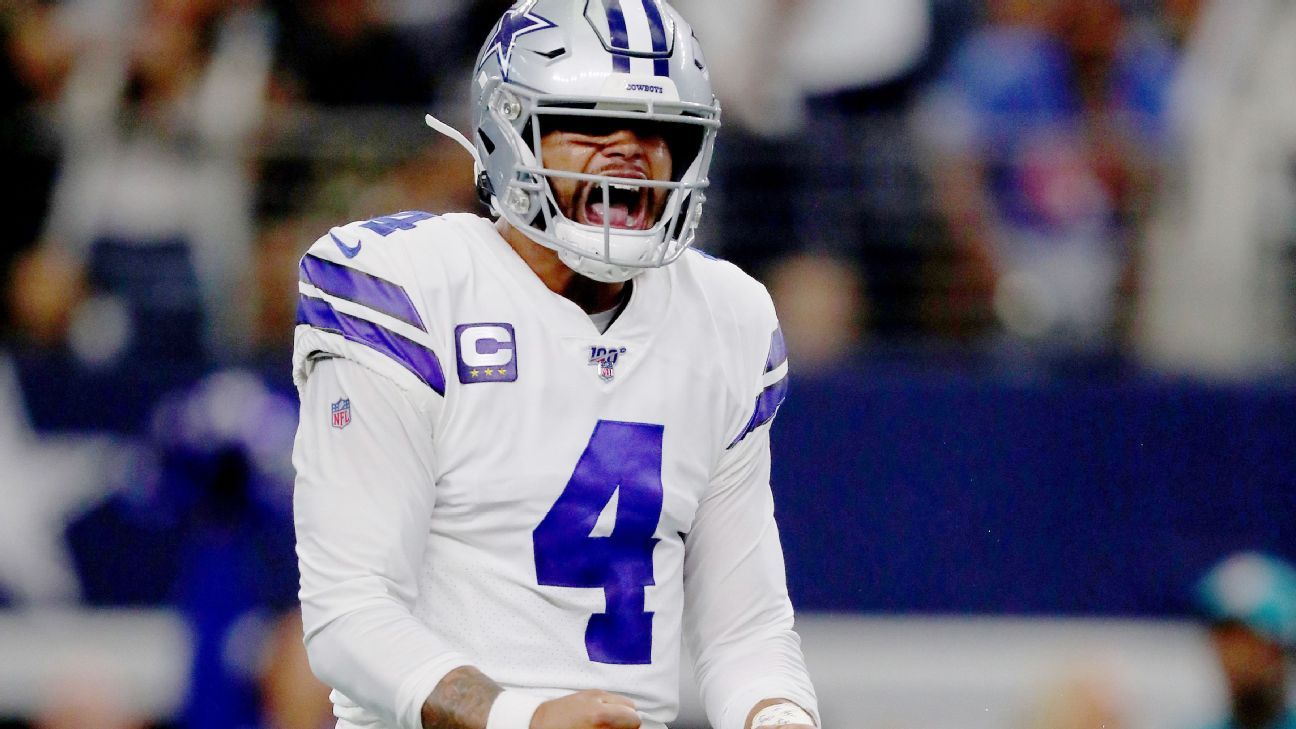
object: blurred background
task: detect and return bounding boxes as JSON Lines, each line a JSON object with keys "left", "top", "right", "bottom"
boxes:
{"left": 1, "top": 0, "right": 1295, "bottom": 727}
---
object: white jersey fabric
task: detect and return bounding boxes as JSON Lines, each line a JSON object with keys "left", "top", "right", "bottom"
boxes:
{"left": 291, "top": 212, "right": 817, "bottom": 729}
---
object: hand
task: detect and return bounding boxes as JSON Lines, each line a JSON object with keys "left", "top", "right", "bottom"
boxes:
{"left": 530, "top": 690, "right": 641, "bottom": 729}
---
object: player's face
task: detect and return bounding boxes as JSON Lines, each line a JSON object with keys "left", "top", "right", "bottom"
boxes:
{"left": 540, "top": 118, "right": 674, "bottom": 231}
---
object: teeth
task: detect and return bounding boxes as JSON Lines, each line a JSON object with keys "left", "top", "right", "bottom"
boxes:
{"left": 610, "top": 183, "right": 637, "bottom": 192}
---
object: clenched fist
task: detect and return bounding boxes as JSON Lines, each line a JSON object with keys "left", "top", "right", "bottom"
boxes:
{"left": 531, "top": 690, "right": 641, "bottom": 729}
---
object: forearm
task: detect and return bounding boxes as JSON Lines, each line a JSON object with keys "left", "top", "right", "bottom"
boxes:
{"left": 699, "top": 626, "right": 819, "bottom": 729}
{"left": 685, "top": 431, "right": 819, "bottom": 729}
{"left": 422, "top": 669, "right": 628, "bottom": 729}
{"left": 421, "top": 666, "right": 503, "bottom": 729}
{"left": 295, "top": 358, "right": 470, "bottom": 728}
{"left": 302, "top": 599, "right": 470, "bottom": 729}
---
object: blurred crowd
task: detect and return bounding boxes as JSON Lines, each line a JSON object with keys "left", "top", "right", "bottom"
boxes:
{"left": 2, "top": 0, "right": 1295, "bottom": 378}
{"left": 1, "top": 0, "right": 1295, "bottom": 727}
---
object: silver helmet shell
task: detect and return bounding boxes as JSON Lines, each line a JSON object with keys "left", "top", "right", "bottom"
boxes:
{"left": 472, "top": 0, "right": 721, "bottom": 283}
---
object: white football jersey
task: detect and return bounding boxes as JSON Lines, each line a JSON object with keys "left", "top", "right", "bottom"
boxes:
{"left": 292, "top": 212, "right": 816, "bottom": 729}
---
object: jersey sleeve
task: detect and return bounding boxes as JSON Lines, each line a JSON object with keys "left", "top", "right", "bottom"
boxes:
{"left": 292, "top": 215, "right": 469, "bottom": 729}
{"left": 293, "top": 357, "right": 471, "bottom": 729}
{"left": 683, "top": 426, "right": 819, "bottom": 729}
{"left": 725, "top": 325, "right": 789, "bottom": 450}
{"left": 685, "top": 288, "right": 818, "bottom": 729}
{"left": 292, "top": 214, "right": 450, "bottom": 415}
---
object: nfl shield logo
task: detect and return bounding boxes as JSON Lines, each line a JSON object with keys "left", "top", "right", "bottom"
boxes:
{"left": 587, "top": 347, "right": 627, "bottom": 382}
{"left": 331, "top": 398, "right": 351, "bottom": 429}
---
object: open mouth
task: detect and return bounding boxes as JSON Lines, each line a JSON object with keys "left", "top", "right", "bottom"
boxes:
{"left": 577, "top": 179, "right": 652, "bottom": 230}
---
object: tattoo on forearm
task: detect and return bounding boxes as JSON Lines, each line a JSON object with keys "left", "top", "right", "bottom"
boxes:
{"left": 421, "top": 666, "right": 504, "bottom": 729}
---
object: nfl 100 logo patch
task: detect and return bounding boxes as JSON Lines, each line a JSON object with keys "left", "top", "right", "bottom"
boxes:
{"left": 588, "top": 346, "right": 627, "bottom": 382}
{"left": 331, "top": 398, "right": 352, "bottom": 429}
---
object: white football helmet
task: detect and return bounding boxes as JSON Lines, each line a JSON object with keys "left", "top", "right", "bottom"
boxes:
{"left": 463, "top": 0, "right": 721, "bottom": 283}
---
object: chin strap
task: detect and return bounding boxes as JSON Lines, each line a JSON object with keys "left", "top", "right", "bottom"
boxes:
{"left": 425, "top": 114, "right": 483, "bottom": 171}
{"left": 425, "top": 113, "right": 497, "bottom": 212}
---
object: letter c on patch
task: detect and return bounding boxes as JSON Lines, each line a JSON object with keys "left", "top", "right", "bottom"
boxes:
{"left": 455, "top": 323, "right": 518, "bottom": 383}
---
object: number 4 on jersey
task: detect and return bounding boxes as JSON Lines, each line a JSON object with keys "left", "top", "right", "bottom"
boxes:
{"left": 360, "top": 211, "right": 436, "bottom": 237}
{"left": 533, "top": 421, "right": 665, "bottom": 665}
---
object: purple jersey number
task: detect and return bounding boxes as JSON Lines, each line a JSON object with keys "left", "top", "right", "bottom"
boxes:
{"left": 359, "top": 211, "right": 436, "bottom": 237}
{"left": 533, "top": 420, "right": 665, "bottom": 665}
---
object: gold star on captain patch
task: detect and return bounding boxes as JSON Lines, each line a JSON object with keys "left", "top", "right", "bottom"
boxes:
{"left": 484, "top": 368, "right": 495, "bottom": 376}
{"left": 497, "top": 369, "right": 508, "bottom": 377}
{"left": 470, "top": 369, "right": 480, "bottom": 378}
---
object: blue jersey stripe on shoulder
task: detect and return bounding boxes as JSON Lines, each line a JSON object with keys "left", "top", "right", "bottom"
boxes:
{"left": 765, "top": 328, "right": 787, "bottom": 374}
{"left": 297, "top": 295, "right": 445, "bottom": 396}
{"left": 299, "top": 254, "right": 427, "bottom": 332}
{"left": 298, "top": 251, "right": 425, "bottom": 328}
{"left": 728, "top": 373, "right": 789, "bottom": 449}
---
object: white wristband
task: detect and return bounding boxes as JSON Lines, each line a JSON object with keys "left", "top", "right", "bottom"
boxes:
{"left": 485, "top": 690, "right": 546, "bottom": 729}
{"left": 753, "top": 702, "right": 815, "bottom": 727}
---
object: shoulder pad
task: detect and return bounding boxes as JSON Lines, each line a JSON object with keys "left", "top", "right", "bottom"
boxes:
{"left": 677, "top": 251, "right": 787, "bottom": 449}
{"left": 294, "top": 211, "right": 451, "bottom": 398}
{"left": 312, "top": 210, "right": 443, "bottom": 261}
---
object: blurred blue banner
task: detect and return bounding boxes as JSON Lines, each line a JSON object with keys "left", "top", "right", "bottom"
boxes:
{"left": 772, "top": 365, "right": 1296, "bottom": 616}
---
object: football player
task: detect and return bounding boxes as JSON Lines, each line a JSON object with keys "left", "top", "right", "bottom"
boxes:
{"left": 291, "top": 2, "right": 819, "bottom": 729}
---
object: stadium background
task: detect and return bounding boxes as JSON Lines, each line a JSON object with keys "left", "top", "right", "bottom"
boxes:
{"left": 1, "top": 0, "right": 1294, "bottom": 727}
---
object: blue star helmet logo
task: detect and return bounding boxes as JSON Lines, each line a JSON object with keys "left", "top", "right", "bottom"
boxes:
{"left": 478, "top": 2, "right": 558, "bottom": 79}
